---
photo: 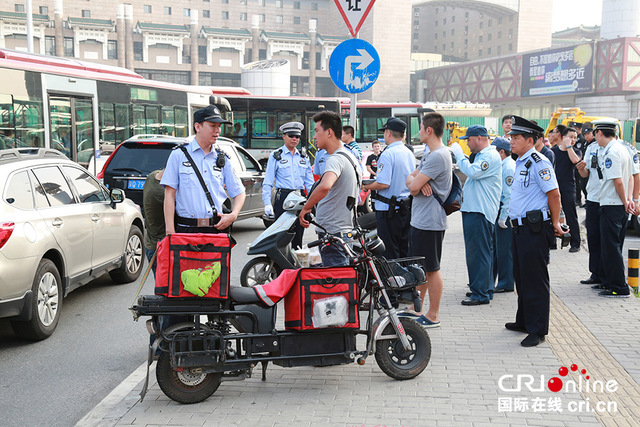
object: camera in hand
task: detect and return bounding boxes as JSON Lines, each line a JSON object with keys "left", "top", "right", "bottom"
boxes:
{"left": 557, "top": 224, "right": 571, "bottom": 249}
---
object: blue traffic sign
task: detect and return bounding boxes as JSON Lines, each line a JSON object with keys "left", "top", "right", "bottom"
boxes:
{"left": 329, "top": 39, "right": 380, "bottom": 94}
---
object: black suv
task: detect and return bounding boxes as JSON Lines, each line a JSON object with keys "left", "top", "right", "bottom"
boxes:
{"left": 99, "top": 135, "right": 266, "bottom": 220}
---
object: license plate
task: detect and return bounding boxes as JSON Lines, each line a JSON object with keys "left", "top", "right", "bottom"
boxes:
{"left": 127, "top": 179, "right": 145, "bottom": 190}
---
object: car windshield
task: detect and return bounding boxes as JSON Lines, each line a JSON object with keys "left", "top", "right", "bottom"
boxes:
{"left": 108, "top": 144, "right": 174, "bottom": 175}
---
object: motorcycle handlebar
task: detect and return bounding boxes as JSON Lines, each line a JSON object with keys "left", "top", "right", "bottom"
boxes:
{"left": 307, "top": 239, "right": 323, "bottom": 248}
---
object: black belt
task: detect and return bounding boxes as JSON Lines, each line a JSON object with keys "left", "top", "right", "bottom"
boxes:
{"left": 276, "top": 188, "right": 303, "bottom": 195}
{"left": 510, "top": 218, "right": 550, "bottom": 228}
{"left": 176, "top": 215, "right": 218, "bottom": 227}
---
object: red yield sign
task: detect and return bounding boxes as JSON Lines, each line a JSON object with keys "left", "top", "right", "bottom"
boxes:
{"left": 333, "top": 0, "right": 377, "bottom": 38}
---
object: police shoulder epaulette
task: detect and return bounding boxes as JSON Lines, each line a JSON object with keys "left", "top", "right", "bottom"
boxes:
{"left": 273, "top": 148, "right": 283, "bottom": 161}
{"left": 531, "top": 152, "right": 542, "bottom": 163}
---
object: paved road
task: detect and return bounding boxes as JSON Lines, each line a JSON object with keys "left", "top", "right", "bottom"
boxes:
{"left": 76, "top": 208, "right": 640, "bottom": 427}
{"left": 0, "top": 217, "right": 266, "bottom": 427}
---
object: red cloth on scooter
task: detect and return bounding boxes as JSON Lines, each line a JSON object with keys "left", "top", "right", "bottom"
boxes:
{"left": 253, "top": 269, "right": 300, "bottom": 306}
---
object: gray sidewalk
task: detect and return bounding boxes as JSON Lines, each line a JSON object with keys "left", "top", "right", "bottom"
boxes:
{"left": 80, "top": 208, "right": 640, "bottom": 427}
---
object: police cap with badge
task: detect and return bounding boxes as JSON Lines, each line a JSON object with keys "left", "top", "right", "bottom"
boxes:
{"left": 508, "top": 115, "right": 544, "bottom": 137}
{"left": 592, "top": 118, "right": 618, "bottom": 134}
{"left": 279, "top": 121, "right": 304, "bottom": 137}
{"left": 193, "top": 105, "right": 232, "bottom": 125}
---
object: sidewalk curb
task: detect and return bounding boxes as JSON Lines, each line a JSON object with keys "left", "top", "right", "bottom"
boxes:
{"left": 75, "top": 361, "right": 154, "bottom": 427}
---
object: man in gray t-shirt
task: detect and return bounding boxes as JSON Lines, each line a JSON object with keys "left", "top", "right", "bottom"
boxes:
{"left": 405, "top": 112, "right": 453, "bottom": 329}
{"left": 300, "top": 111, "right": 361, "bottom": 266}
{"left": 315, "top": 147, "right": 360, "bottom": 234}
{"left": 411, "top": 148, "right": 452, "bottom": 231}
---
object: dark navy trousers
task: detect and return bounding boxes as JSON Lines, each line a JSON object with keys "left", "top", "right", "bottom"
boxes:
{"left": 462, "top": 212, "right": 495, "bottom": 302}
{"left": 512, "top": 221, "right": 553, "bottom": 336}
{"left": 599, "top": 205, "right": 628, "bottom": 292}
{"left": 585, "top": 200, "right": 602, "bottom": 280}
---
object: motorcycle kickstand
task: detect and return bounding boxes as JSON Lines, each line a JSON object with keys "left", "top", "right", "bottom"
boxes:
{"left": 261, "top": 361, "right": 268, "bottom": 381}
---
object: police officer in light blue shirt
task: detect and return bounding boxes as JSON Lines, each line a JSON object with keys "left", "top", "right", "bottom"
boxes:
{"left": 450, "top": 125, "right": 502, "bottom": 306}
{"left": 262, "top": 121, "right": 314, "bottom": 249}
{"left": 162, "top": 105, "right": 246, "bottom": 234}
{"left": 505, "top": 115, "right": 565, "bottom": 347}
{"left": 363, "top": 117, "right": 415, "bottom": 258}
{"left": 491, "top": 137, "right": 516, "bottom": 293}
{"left": 313, "top": 148, "right": 328, "bottom": 176}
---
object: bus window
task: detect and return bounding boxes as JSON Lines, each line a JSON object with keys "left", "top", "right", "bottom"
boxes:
{"left": 162, "top": 106, "right": 175, "bottom": 136}
{"left": 132, "top": 105, "right": 145, "bottom": 135}
{"left": 409, "top": 116, "right": 421, "bottom": 145}
{"left": 75, "top": 98, "right": 94, "bottom": 166}
{"left": 175, "top": 106, "right": 188, "bottom": 138}
{"left": 146, "top": 105, "right": 161, "bottom": 135}
{"left": 228, "top": 111, "right": 248, "bottom": 147}
{"left": 0, "top": 70, "right": 44, "bottom": 149}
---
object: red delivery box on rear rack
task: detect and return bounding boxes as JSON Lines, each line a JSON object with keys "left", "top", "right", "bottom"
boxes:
{"left": 155, "top": 233, "right": 234, "bottom": 299}
{"left": 284, "top": 266, "right": 359, "bottom": 331}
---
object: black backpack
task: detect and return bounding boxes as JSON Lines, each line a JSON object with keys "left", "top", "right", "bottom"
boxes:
{"left": 433, "top": 170, "right": 462, "bottom": 215}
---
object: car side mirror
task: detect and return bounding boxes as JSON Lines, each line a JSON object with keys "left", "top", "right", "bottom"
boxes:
{"left": 110, "top": 188, "right": 125, "bottom": 208}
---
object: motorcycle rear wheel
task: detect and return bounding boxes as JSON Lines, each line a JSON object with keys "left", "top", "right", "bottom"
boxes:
{"left": 240, "top": 256, "right": 281, "bottom": 287}
{"left": 374, "top": 318, "right": 431, "bottom": 380}
{"left": 156, "top": 351, "right": 222, "bottom": 404}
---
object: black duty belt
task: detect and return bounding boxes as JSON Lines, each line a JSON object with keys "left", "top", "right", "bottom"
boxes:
{"left": 510, "top": 218, "right": 550, "bottom": 228}
{"left": 176, "top": 215, "right": 218, "bottom": 227}
{"left": 276, "top": 188, "right": 304, "bottom": 195}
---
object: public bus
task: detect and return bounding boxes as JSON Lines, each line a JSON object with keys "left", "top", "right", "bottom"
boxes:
{"left": 340, "top": 100, "right": 431, "bottom": 156}
{"left": 340, "top": 99, "right": 493, "bottom": 157}
{"left": 0, "top": 48, "right": 229, "bottom": 175}
{"left": 210, "top": 94, "right": 341, "bottom": 167}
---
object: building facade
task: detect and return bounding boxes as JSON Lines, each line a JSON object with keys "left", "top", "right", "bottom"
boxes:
{"left": 411, "top": 0, "right": 552, "bottom": 62}
{"left": 0, "top": 0, "right": 412, "bottom": 101}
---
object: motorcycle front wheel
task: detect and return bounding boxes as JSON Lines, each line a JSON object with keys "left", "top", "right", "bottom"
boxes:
{"left": 374, "top": 318, "right": 431, "bottom": 380}
{"left": 240, "top": 256, "right": 281, "bottom": 287}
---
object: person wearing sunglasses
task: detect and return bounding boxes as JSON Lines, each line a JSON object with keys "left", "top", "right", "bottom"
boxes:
{"left": 262, "top": 121, "right": 314, "bottom": 249}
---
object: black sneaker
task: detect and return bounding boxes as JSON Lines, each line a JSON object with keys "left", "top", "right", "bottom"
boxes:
{"left": 598, "top": 289, "right": 630, "bottom": 298}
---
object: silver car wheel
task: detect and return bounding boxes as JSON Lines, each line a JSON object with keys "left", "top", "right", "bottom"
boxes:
{"left": 37, "top": 271, "right": 60, "bottom": 327}
{"left": 125, "top": 233, "right": 143, "bottom": 274}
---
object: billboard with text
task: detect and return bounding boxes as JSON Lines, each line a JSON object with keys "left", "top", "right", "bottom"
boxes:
{"left": 521, "top": 43, "right": 595, "bottom": 98}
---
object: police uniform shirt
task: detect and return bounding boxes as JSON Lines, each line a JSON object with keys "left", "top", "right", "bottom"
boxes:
{"left": 314, "top": 149, "right": 328, "bottom": 176}
{"left": 498, "top": 156, "right": 516, "bottom": 222}
{"left": 262, "top": 144, "right": 314, "bottom": 206}
{"left": 584, "top": 142, "right": 603, "bottom": 203}
{"left": 161, "top": 136, "right": 245, "bottom": 218}
{"left": 508, "top": 147, "right": 558, "bottom": 220}
{"left": 374, "top": 140, "right": 415, "bottom": 211}
{"left": 597, "top": 140, "right": 631, "bottom": 206}
{"left": 622, "top": 140, "right": 640, "bottom": 175}
{"left": 457, "top": 145, "right": 502, "bottom": 223}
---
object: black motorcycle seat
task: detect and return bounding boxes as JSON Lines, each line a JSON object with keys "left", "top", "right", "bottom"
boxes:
{"left": 230, "top": 286, "right": 263, "bottom": 305}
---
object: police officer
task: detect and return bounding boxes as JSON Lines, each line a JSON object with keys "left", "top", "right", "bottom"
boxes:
{"left": 505, "top": 115, "right": 565, "bottom": 347}
{"left": 571, "top": 121, "right": 588, "bottom": 207}
{"left": 363, "top": 117, "right": 415, "bottom": 258}
{"left": 314, "top": 148, "right": 328, "bottom": 176}
{"left": 162, "top": 105, "right": 245, "bottom": 235}
{"left": 491, "top": 137, "right": 515, "bottom": 293}
{"left": 450, "top": 125, "right": 502, "bottom": 306}
{"left": 262, "top": 121, "right": 314, "bottom": 249}
{"left": 592, "top": 120, "right": 634, "bottom": 298}
{"left": 576, "top": 123, "right": 604, "bottom": 286}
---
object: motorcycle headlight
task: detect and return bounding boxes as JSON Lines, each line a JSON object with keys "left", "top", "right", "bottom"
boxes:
{"left": 366, "top": 236, "right": 385, "bottom": 256}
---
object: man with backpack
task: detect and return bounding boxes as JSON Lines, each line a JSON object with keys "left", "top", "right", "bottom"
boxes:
{"left": 405, "top": 112, "right": 452, "bottom": 328}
